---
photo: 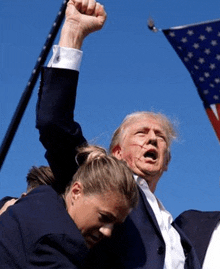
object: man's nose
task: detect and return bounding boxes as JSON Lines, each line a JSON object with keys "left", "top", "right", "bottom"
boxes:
{"left": 99, "top": 224, "right": 114, "bottom": 238}
{"left": 147, "top": 130, "right": 157, "bottom": 146}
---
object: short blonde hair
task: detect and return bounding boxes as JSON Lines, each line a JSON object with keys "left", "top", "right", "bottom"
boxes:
{"left": 109, "top": 111, "right": 177, "bottom": 153}
{"left": 26, "top": 166, "right": 55, "bottom": 192}
{"left": 66, "top": 145, "right": 138, "bottom": 209}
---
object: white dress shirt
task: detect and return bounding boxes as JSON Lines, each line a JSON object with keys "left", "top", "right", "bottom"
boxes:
{"left": 48, "top": 45, "right": 83, "bottom": 71}
{"left": 202, "top": 221, "right": 220, "bottom": 268}
{"left": 135, "top": 176, "right": 185, "bottom": 269}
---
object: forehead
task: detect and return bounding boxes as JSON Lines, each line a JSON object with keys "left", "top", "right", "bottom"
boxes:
{"left": 125, "top": 115, "right": 167, "bottom": 133}
{"left": 94, "top": 192, "right": 128, "bottom": 210}
{"left": 91, "top": 192, "right": 129, "bottom": 220}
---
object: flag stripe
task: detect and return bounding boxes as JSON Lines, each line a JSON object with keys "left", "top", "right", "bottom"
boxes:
{"left": 205, "top": 104, "right": 220, "bottom": 141}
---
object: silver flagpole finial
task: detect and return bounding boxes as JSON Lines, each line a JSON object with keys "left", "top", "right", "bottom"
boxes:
{"left": 147, "top": 17, "right": 158, "bottom": 33}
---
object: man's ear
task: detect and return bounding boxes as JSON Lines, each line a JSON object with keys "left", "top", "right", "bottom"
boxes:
{"left": 112, "top": 145, "right": 122, "bottom": 160}
{"left": 164, "top": 151, "right": 171, "bottom": 171}
{"left": 71, "top": 181, "right": 83, "bottom": 201}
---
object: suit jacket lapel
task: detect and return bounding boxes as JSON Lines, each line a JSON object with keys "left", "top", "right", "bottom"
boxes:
{"left": 137, "top": 186, "right": 164, "bottom": 239}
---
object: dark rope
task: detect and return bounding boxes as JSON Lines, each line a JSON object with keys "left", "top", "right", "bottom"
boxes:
{"left": 0, "top": 0, "right": 68, "bottom": 170}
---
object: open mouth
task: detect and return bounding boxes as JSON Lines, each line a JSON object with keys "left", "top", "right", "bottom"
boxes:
{"left": 144, "top": 150, "right": 157, "bottom": 160}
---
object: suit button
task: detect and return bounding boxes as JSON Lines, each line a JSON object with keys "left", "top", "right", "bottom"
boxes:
{"left": 157, "top": 246, "right": 165, "bottom": 255}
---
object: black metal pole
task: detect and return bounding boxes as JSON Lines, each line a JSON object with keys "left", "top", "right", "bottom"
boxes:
{"left": 0, "top": 0, "right": 68, "bottom": 170}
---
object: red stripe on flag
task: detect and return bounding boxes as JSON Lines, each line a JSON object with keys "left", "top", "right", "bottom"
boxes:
{"left": 205, "top": 104, "right": 220, "bottom": 142}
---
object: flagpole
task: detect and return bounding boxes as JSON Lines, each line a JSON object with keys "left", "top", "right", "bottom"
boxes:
{"left": 0, "top": 0, "right": 68, "bottom": 171}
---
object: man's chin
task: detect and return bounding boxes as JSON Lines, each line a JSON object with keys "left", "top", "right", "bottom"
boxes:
{"left": 139, "top": 167, "right": 162, "bottom": 181}
{"left": 137, "top": 166, "right": 158, "bottom": 177}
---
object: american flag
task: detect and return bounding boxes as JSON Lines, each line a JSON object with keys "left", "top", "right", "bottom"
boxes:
{"left": 163, "top": 19, "right": 220, "bottom": 142}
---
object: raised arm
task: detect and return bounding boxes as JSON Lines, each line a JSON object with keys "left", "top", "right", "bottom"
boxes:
{"left": 36, "top": 0, "right": 106, "bottom": 193}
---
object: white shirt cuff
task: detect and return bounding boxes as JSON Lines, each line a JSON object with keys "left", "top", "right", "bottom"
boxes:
{"left": 47, "top": 45, "right": 83, "bottom": 71}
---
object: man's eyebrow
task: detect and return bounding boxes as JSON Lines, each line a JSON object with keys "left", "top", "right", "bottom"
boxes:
{"left": 155, "top": 129, "right": 166, "bottom": 135}
{"left": 135, "top": 127, "right": 149, "bottom": 132}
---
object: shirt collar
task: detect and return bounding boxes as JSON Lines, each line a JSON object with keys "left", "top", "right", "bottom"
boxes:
{"left": 134, "top": 175, "right": 173, "bottom": 224}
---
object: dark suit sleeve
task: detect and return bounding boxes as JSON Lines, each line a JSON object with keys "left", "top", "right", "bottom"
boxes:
{"left": 30, "top": 234, "right": 88, "bottom": 269}
{"left": 174, "top": 210, "right": 220, "bottom": 267}
{"left": 36, "top": 67, "right": 87, "bottom": 193}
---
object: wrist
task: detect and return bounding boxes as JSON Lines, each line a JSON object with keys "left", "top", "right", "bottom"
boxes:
{"left": 59, "top": 21, "right": 85, "bottom": 50}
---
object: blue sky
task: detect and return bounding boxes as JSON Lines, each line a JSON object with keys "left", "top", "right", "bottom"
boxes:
{"left": 0, "top": 0, "right": 220, "bottom": 218}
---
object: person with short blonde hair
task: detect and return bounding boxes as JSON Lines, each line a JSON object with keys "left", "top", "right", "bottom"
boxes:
{"left": 0, "top": 166, "right": 55, "bottom": 215}
{"left": 26, "top": 165, "right": 55, "bottom": 192}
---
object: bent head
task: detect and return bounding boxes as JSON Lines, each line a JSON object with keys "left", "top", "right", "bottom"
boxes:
{"left": 110, "top": 112, "right": 177, "bottom": 192}
{"left": 64, "top": 145, "right": 138, "bottom": 248}
{"left": 26, "top": 166, "right": 55, "bottom": 193}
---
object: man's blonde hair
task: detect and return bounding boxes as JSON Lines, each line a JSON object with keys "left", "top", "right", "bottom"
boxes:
{"left": 109, "top": 111, "right": 177, "bottom": 153}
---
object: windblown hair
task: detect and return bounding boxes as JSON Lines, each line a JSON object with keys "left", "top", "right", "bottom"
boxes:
{"left": 26, "top": 166, "right": 55, "bottom": 192}
{"left": 109, "top": 111, "right": 177, "bottom": 153}
{"left": 66, "top": 145, "right": 138, "bottom": 209}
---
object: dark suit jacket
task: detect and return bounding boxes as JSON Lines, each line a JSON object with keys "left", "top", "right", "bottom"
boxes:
{"left": 0, "top": 185, "right": 88, "bottom": 269}
{"left": 36, "top": 67, "right": 201, "bottom": 269}
{"left": 36, "top": 67, "right": 87, "bottom": 194}
{"left": 174, "top": 210, "right": 220, "bottom": 267}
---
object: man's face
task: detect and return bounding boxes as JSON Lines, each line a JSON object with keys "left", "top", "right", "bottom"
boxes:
{"left": 68, "top": 187, "right": 130, "bottom": 248}
{"left": 113, "top": 116, "right": 169, "bottom": 192}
